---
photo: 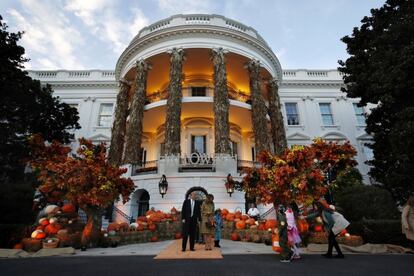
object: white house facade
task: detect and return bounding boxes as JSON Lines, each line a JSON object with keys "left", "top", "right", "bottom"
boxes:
{"left": 28, "top": 14, "right": 373, "bottom": 222}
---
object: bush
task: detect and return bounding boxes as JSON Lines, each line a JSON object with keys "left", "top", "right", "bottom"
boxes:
{"left": 335, "top": 185, "right": 399, "bottom": 221}
{"left": 348, "top": 219, "right": 408, "bottom": 246}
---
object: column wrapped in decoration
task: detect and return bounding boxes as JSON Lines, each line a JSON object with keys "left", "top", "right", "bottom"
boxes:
{"left": 123, "top": 59, "right": 150, "bottom": 165}
{"left": 212, "top": 48, "right": 231, "bottom": 155}
{"left": 108, "top": 79, "right": 130, "bottom": 166}
{"left": 247, "top": 59, "right": 271, "bottom": 155}
{"left": 268, "top": 78, "right": 287, "bottom": 155}
{"left": 164, "top": 48, "right": 185, "bottom": 156}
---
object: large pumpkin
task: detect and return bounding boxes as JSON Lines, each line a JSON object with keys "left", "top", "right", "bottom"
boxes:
{"left": 150, "top": 236, "right": 158, "bottom": 242}
{"left": 314, "top": 225, "right": 323, "bottom": 232}
{"left": 297, "top": 219, "right": 309, "bottom": 233}
{"left": 174, "top": 232, "right": 182, "bottom": 239}
{"left": 235, "top": 220, "right": 246, "bottom": 230}
{"left": 39, "top": 218, "right": 49, "bottom": 226}
{"left": 31, "top": 230, "right": 46, "bottom": 240}
{"left": 230, "top": 232, "right": 240, "bottom": 241}
{"left": 137, "top": 216, "right": 147, "bottom": 222}
{"left": 241, "top": 214, "right": 249, "bottom": 221}
{"left": 148, "top": 223, "right": 156, "bottom": 232}
{"left": 265, "top": 219, "right": 277, "bottom": 230}
{"left": 137, "top": 225, "right": 144, "bottom": 231}
{"left": 235, "top": 211, "right": 242, "bottom": 219}
{"left": 221, "top": 209, "right": 229, "bottom": 216}
{"left": 62, "top": 203, "right": 76, "bottom": 214}
{"left": 13, "top": 243, "right": 24, "bottom": 249}
{"left": 119, "top": 222, "right": 129, "bottom": 232}
{"left": 45, "top": 223, "right": 60, "bottom": 235}
{"left": 226, "top": 213, "right": 235, "bottom": 221}
{"left": 107, "top": 222, "right": 120, "bottom": 232}
{"left": 246, "top": 218, "right": 256, "bottom": 226}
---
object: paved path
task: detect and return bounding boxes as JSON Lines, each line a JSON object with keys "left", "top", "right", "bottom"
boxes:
{"left": 1, "top": 254, "right": 414, "bottom": 276}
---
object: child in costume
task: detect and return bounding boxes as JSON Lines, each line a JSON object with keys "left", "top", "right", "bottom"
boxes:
{"left": 214, "top": 209, "right": 223, "bottom": 248}
{"left": 286, "top": 206, "right": 302, "bottom": 259}
{"left": 277, "top": 204, "right": 293, "bottom": 262}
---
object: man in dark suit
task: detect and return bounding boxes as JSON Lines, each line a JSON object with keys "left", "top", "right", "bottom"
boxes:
{"left": 181, "top": 191, "right": 201, "bottom": 251}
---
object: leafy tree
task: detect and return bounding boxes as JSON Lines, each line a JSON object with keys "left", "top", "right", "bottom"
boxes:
{"left": 29, "top": 135, "right": 135, "bottom": 247}
{"left": 0, "top": 15, "right": 80, "bottom": 181}
{"left": 238, "top": 139, "right": 357, "bottom": 213}
{"left": 338, "top": 0, "right": 414, "bottom": 205}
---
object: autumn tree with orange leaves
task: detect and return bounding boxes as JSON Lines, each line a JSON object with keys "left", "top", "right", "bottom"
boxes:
{"left": 29, "top": 135, "right": 135, "bottom": 247}
{"left": 239, "top": 139, "right": 357, "bottom": 212}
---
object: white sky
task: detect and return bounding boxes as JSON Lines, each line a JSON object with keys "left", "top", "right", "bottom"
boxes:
{"left": 0, "top": 0, "right": 385, "bottom": 70}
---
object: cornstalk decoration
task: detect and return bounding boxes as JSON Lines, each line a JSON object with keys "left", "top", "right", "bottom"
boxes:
{"left": 123, "top": 59, "right": 150, "bottom": 165}
{"left": 268, "top": 78, "right": 287, "bottom": 155}
{"left": 164, "top": 48, "right": 185, "bottom": 156}
{"left": 108, "top": 79, "right": 130, "bottom": 166}
{"left": 247, "top": 59, "right": 270, "bottom": 155}
{"left": 212, "top": 48, "right": 231, "bottom": 155}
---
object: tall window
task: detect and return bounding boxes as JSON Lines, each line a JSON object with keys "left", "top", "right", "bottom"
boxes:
{"left": 251, "top": 147, "right": 256, "bottom": 162}
{"left": 353, "top": 103, "right": 366, "bottom": 125}
{"left": 98, "top": 103, "right": 113, "bottom": 127}
{"left": 191, "top": 87, "right": 206, "bottom": 97}
{"left": 191, "top": 135, "right": 206, "bottom": 154}
{"left": 363, "top": 143, "right": 374, "bottom": 161}
{"left": 285, "top": 103, "right": 300, "bottom": 125}
{"left": 160, "top": 143, "right": 165, "bottom": 157}
{"left": 230, "top": 141, "right": 238, "bottom": 156}
{"left": 319, "top": 103, "right": 334, "bottom": 126}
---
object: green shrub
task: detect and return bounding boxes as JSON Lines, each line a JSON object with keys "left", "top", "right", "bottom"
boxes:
{"left": 335, "top": 185, "right": 399, "bottom": 221}
{"left": 348, "top": 219, "right": 408, "bottom": 246}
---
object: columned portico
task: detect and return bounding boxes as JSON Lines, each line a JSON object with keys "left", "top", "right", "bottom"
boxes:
{"left": 268, "top": 78, "right": 287, "bottom": 155}
{"left": 248, "top": 59, "right": 271, "bottom": 155}
{"left": 123, "top": 59, "right": 150, "bottom": 164}
{"left": 212, "top": 48, "right": 231, "bottom": 155}
{"left": 164, "top": 48, "right": 185, "bottom": 156}
{"left": 108, "top": 78, "right": 130, "bottom": 166}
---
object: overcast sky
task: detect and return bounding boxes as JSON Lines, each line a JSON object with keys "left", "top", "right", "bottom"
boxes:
{"left": 1, "top": 0, "right": 385, "bottom": 70}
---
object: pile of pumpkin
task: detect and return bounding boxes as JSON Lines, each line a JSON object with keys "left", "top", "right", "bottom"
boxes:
{"left": 14, "top": 203, "right": 84, "bottom": 252}
{"left": 103, "top": 207, "right": 182, "bottom": 246}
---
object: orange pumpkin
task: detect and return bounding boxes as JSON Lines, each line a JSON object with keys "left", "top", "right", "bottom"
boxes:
{"left": 107, "top": 222, "right": 120, "bottom": 232}
{"left": 339, "top": 229, "right": 347, "bottom": 236}
{"left": 119, "top": 222, "right": 129, "bottom": 232}
{"left": 40, "top": 219, "right": 49, "bottom": 226}
{"left": 241, "top": 214, "right": 249, "bottom": 221}
{"left": 148, "top": 224, "right": 156, "bottom": 231}
{"left": 297, "top": 219, "right": 309, "bottom": 233}
{"left": 34, "top": 232, "right": 46, "bottom": 239}
{"left": 246, "top": 218, "right": 256, "bottom": 226}
{"left": 235, "top": 220, "right": 246, "bottom": 230}
{"left": 150, "top": 236, "right": 158, "bottom": 242}
{"left": 231, "top": 232, "right": 240, "bottom": 241}
{"left": 62, "top": 203, "right": 76, "bottom": 214}
{"left": 221, "top": 209, "right": 229, "bottom": 216}
{"left": 13, "top": 243, "right": 24, "bottom": 249}
{"left": 45, "top": 224, "right": 60, "bottom": 235}
{"left": 174, "top": 232, "right": 182, "bottom": 239}
{"left": 272, "top": 234, "right": 282, "bottom": 253}
{"left": 226, "top": 213, "right": 235, "bottom": 221}
{"left": 265, "top": 219, "right": 277, "bottom": 230}
{"left": 235, "top": 211, "right": 242, "bottom": 219}
{"left": 137, "top": 225, "right": 144, "bottom": 231}
{"left": 36, "top": 225, "right": 44, "bottom": 231}
{"left": 314, "top": 225, "right": 323, "bottom": 232}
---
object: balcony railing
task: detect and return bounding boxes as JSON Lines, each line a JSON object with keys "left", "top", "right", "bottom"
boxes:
{"left": 131, "top": 160, "right": 158, "bottom": 176}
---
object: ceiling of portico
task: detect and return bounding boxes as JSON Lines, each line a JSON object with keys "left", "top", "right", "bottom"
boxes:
{"left": 125, "top": 48, "right": 272, "bottom": 98}
{"left": 142, "top": 101, "right": 252, "bottom": 133}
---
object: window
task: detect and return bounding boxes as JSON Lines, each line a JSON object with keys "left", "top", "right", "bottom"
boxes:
{"left": 363, "top": 143, "right": 374, "bottom": 161}
{"left": 353, "top": 103, "right": 366, "bottom": 125}
{"left": 141, "top": 148, "right": 147, "bottom": 164}
{"left": 98, "top": 103, "right": 113, "bottom": 127}
{"left": 191, "top": 87, "right": 206, "bottom": 97}
{"left": 319, "top": 103, "right": 334, "bottom": 126}
{"left": 191, "top": 135, "right": 206, "bottom": 154}
{"left": 285, "top": 103, "right": 300, "bottom": 125}
{"left": 230, "top": 141, "right": 238, "bottom": 156}
{"left": 160, "top": 143, "right": 165, "bottom": 157}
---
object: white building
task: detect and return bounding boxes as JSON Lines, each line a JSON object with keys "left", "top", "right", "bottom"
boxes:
{"left": 28, "top": 14, "right": 373, "bottom": 221}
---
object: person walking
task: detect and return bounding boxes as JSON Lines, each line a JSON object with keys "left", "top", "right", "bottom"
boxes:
{"left": 402, "top": 196, "right": 414, "bottom": 248}
{"left": 303, "top": 199, "right": 349, "bottom": 259}
{"left": 214, "top": 209, "right": 223, "bottom": 248}
{"left": 181, "top": 191, "right": 201, "bottom": 252}
{"left": 277, "top": 204, "right": 293, "bottom": 262}
{"left": 200, "top": 194, "right": 215, "bottom": 250}
{"left": 286, "top": 205, "right": 302, "bottom": 259}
